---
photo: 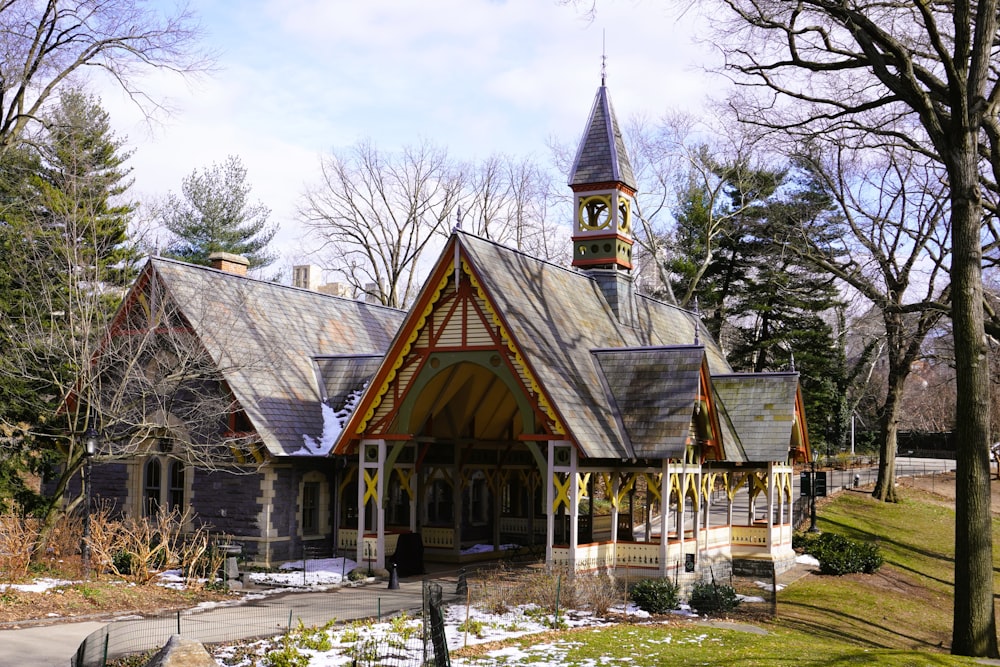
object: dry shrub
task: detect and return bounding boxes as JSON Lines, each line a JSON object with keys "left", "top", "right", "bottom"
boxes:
{"left": 572, "top": 572, "right": 622, "bottom": 616}
{"left": 469, "top": 568, "right": 626, "bottom": 619}
{"left": 44, "top": 512, "right": 82, "bottom": 560}
{"left": 86, "top": 505, "right": 230, "bottom": 586}
{"left": 0, "top": 511, "right": 37, "bottom": 582}
{"left": 176, "top": 527, "right": 230, "bottom": 589}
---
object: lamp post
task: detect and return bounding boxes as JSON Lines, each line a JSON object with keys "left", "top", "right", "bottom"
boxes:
{"left": 808, "top": 451, "right": 820, "bottom": 533}
{"left": 81, "top": 427, "right": 98, "bottom": 576}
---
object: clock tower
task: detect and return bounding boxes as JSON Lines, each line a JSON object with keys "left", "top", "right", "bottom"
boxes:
{"left": 568, "top": 78, "right": 637, "bottom": 272}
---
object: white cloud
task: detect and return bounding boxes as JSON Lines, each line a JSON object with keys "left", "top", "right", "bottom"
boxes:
{"left": 92, "top": 0, "right": 724, "bottom": 266}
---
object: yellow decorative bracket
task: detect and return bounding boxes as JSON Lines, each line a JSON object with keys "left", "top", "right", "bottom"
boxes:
{"left": 363, "top": 469, "right": 379, "bottom": 505}
{"left": 552, "top": 473, "right": 571, "bottom": 512}
{"left": 396, "top": 468, "right": 414, "bottom": 500}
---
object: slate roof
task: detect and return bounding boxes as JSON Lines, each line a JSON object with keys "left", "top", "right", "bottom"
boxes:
{"left": 456, "top": 231, "right": 735, "bottom": 460}
{"left": 711, "top": 373, "right": 801, "bottom": 463}
{"left": 568, "top": 85, "right": 637, "bottom": 190}
{"left": 592, "top": 346, "right": 707, "bottom": 460}
{"left": 314, "top": 355, "right": 384, "bottom": 409}
{"left": 147, "top": 258, "right": 405, "bottom": 457}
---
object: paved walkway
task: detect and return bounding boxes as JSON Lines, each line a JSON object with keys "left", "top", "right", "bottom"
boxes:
{"left": 0, "top": 574, "right": 450, "bottom": 667}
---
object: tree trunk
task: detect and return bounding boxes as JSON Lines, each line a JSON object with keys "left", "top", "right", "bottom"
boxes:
{"left": 872, "top": 373, "right": 903, "bottom": 502}
{"left": 949, "top": 140, "right": 998, "bottom": 657}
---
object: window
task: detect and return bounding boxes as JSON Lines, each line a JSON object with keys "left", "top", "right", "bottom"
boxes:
{"left": 298, "top": 472, "right": 330, "bottom": 538}
{"left": 168, "top": 461, "right": 185, "bottom": 511}
{"left": 468, "top": 477, "right": 487, "bottom": 525}
{"left": 144, "top": 459, "right": 161, "bottom": 516}
{"left": 302, "top": 481, "right": 320, "bottom": 535}
{"left": 139, "top": 456, "right": 189, "bottom": 518}
{"left": 426, "top": 479, "right": 453, "bottom": 525}
{"left": 386, "top": 473, "right": 411, "bottom": 527}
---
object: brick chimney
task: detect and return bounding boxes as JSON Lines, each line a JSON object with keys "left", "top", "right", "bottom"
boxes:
{"left": 208, "top": 252, "right": 250, "bottom": 276}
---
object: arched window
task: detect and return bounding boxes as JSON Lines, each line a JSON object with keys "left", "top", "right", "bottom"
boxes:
{"left": 144, "top": 459, "right": 161, "bottom": 516}
{"left": 168, "top": 461, "right": 185, "bottom": 512}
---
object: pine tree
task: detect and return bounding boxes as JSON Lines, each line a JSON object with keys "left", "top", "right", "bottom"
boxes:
{"left": 0, "top": 88, "right": 138, "bottom": 517}
{"left": 159, "top": 155, "right": 277, "bottom": 269}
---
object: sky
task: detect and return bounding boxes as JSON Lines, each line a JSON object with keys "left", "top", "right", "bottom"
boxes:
{"left": 95, "top": 0, "right": 721, "bottom": 276}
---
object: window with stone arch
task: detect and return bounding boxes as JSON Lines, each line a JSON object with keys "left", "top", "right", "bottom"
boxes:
{"left": 299, "top": 470, "right": 330, "bottom": 538}
{"left": 140, "top": 455, "right": 190, "bottom": 518}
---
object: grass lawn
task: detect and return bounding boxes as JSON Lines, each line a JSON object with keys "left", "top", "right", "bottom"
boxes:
{"left": 452, "top": 480, "right": 997, "bottom": 666}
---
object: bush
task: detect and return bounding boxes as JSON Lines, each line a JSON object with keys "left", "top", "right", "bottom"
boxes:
{"left": 792, "top": 531, "right": 816, "bottom": 551}
{"left": 689, "top": 581, "right": 740, "bottom": 614}
{"left": 629, "top": 578, "right": 679, "bottom": 614}
{"left": 807, "top": 532, "right": 883, "bottom": 575}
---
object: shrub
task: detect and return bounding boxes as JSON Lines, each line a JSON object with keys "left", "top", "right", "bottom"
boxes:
{"left": 689, "top": 581, "right": 740, "bottom": 614}
{"left": 628, "top": 578, "right": 679, "bottom": 614}
{"left": 807, "top": 532, "right": 883, "bottom": 575}
{"left": 791, "top": 531, "right": 816, "bottom": 551}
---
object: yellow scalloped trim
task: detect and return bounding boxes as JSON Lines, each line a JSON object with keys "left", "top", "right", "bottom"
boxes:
{"left": 463, "top": 260, "right": 565, "bottom": 435}
{"left": 357, "top": 272, "right": 451, "bottom": 433}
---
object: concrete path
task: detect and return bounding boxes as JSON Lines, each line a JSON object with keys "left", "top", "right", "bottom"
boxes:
{"left": 0, "top": 575, "right": 450, "bottom": 667}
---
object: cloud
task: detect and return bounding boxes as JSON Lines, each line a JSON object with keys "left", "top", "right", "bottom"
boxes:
{"left": 91, "top": 0, "right": 723, "bottom": 265}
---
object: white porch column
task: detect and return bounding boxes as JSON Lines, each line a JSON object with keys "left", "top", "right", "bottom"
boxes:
{"left": 356, "top": 444, "right": 366, "bottom": 567}
{"left": 376, "top": 440, "right": 386, "bottom": 569}
{"left": 356, "top": 439, "right": 387, "bottom": 569}
{"left": 675, "top": 469, "right": 685, "bottom": 573}
{"left": 691, "top": 466, "right": 701, "bottom": 564}
{"left": 659, "top": 460, "right": 669, "bottom": 576}
{"left": 610, "top": 473, "right": 620, "bottom": 544}
{"left": 568, "top": 448, "right": 579, "bottom": 570}
{"left": 545, "top": 440, "right": 555, "bottom": 565}
{"left": 766, "top": 463, "right": 775, "bottom": 552}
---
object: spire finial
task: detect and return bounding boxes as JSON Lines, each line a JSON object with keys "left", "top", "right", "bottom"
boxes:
{"left": 789, "top": 350, "right": 796, "bottom": 373}
{"left": 453, "top": 205, "right": 463, "bottom": 232}
{"left": 693, "top": 297, "right": 701, "bottom": 345}
{"left": 601, "top": 30, "right": 607, "bottom": 86}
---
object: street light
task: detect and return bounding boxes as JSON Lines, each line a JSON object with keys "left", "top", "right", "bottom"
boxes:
{"left": 808, "top": 450, "right": 820, "bottom": 533}
{"left": 81, "top": 427, "right": 99, "bottom": 576}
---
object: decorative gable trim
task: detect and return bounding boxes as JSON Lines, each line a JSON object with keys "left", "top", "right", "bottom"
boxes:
{"left": 340, "top": 238, "right": 569, "bottom": 449}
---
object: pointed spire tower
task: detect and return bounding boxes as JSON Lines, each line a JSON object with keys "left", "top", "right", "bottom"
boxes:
{"left": 568, "top": 67, "right": 639, "bottom": 323}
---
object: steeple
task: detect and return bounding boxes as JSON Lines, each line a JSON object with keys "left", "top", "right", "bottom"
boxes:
{"left": 569, "top": 72, "right": 639, "bottom": 325}
{"left": 568, "top": 78, "right": 637, "bottom": 273}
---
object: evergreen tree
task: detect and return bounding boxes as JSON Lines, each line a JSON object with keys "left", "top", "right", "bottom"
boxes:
{"left": 159, "top": 156, "right": 277, "bottom": 269}
{"left": 667, "top": 157, "right": 846, "bottom": 454}
{"left": 0, "top": 89, "right": 138, "bottom": 517}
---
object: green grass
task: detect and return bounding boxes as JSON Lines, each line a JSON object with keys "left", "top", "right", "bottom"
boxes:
{"left": 454, "top": 485, "right": 995, "bottom": 666}
{"left": 454, "top": 624, "right": 981, "bottom": 666}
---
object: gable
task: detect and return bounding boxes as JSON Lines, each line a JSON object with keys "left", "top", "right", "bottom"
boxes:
{"left": 137, "top": 258, "right": 405, "bottom": 457}
{"left": 343, "top": 255, "right": 561, "bottom": 445}
{"left": 593, "top": 346, "right": 731, "bottom": 462}
{"left": 712, "top": 373, "right": 807, "bottom": 463}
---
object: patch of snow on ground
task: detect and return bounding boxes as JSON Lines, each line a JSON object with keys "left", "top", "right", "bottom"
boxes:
{"left": 248, "top": 557, "right": 358, "bottom": 587}
{"left": 459, "top": 543, "right": 520, "bottom": 555}
{"left": 0, "top": 578, "right": 75, "bottom": 593}
{"left": 795, "top": 553, "right": 820, "bottom": 567}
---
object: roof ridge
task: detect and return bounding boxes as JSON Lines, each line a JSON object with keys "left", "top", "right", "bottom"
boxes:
{"left": 149, "top": 255, "right": 406, "bottom": 314}
{"left": 591, "top": 343, "right": 705, "bottom": 353}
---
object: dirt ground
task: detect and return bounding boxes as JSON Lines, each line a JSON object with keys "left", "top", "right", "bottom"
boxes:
{"left": 895, "top": 470, "right": 1000, "bottom": 513}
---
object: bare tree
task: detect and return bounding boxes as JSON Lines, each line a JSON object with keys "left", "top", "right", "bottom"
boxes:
{"left": 460, "top": 153, "right": 565, "bottom": 263}
{"left": 622, "top": 112, "right": 782, "bottom": 308}
{"left": 0, "top": 0, "right": 210, "bottom": 153}
{"left": 701, "top": 0, "right": 999, "bottom": 653}
{"left": 89, "top": 273, "right": 276, "bottom": 481}
{"left": 790, "top": 136, "right": 950, "bottom": 502}
{"left": 299, "top": 139, "right": 463, "bottom": 308}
